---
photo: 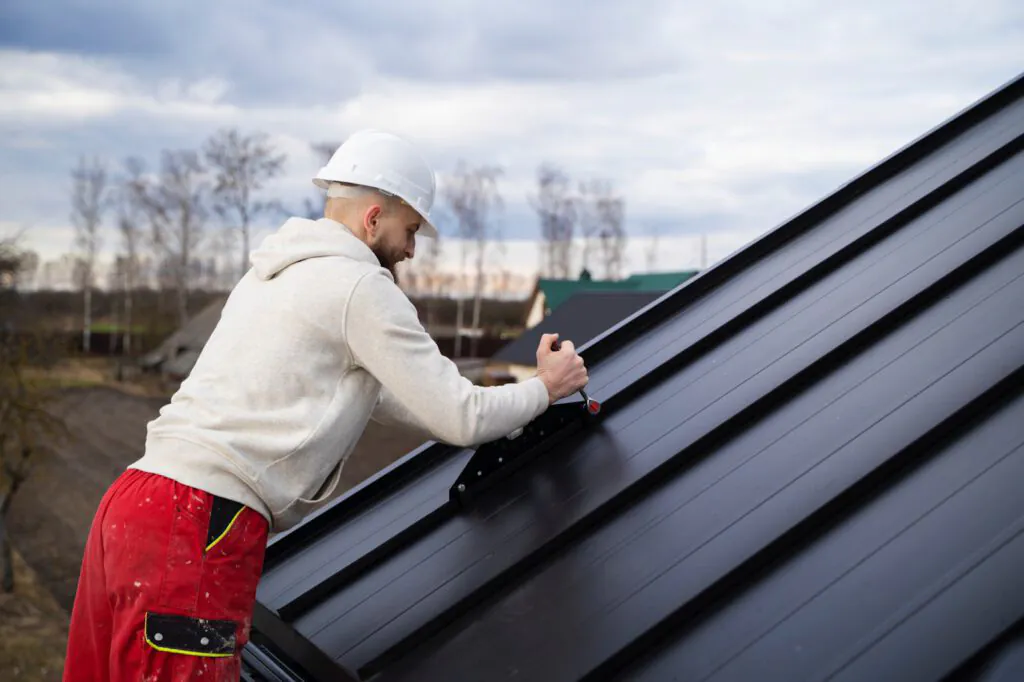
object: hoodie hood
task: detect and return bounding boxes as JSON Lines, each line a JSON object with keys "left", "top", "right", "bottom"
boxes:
{"left": 249, "top": 217, "right": 385, "bottom": 281}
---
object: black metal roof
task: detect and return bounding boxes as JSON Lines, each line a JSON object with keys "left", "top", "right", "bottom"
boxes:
{"left": 490, "top": 290, "right": 667, "bottom": 366}
{"left": 242, "top": 71, "right": 1024, "bottom": 682}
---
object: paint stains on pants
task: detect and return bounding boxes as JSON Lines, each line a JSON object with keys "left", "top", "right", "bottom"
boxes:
{"left": 63, "top": 468, "right": 268, "bottom": 681}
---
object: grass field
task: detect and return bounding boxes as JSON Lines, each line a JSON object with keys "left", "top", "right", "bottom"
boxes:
{"left": 86, "top": 322, "right": 148, "bottom": 334}
{"left": 22, "top": 357, "right": 169, "bottom": 396}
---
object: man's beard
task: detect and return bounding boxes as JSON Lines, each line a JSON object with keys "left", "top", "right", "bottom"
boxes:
{"left": 372, "top": 244, "right": 399, "bottom": 282}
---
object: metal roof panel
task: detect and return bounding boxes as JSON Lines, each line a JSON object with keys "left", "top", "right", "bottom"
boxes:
{"left": 242, "top": 71, "right": 1024, "bottom": 682}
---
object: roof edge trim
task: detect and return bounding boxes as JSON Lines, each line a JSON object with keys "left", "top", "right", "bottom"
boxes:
{"left": 251, "top": 602, "right": 359, "bottom": 682}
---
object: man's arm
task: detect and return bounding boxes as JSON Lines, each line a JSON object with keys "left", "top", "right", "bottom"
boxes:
{"left": 370, "top": 386, "right": 433, "bottom": 441}
{"left": 346, "top": 270, "right": 551, "bottom": 447}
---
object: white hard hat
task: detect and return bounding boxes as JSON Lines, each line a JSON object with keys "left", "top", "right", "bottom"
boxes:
{"left": 313, "top": 129, "right": 438, "bottom": 238}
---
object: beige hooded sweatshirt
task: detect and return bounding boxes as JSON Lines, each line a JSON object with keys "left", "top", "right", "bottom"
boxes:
{"left": 129, "top": 217, "right": 550, "bottom": 532}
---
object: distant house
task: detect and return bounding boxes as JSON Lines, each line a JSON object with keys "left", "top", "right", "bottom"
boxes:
{"left": 525, "top": 268, "right": 699, "bottom": 328}
{"left": 490, "top": 290, "right": 666, "bottom": 383}
{"left": 138, "top": 296, "right": 228, "bottom": 380}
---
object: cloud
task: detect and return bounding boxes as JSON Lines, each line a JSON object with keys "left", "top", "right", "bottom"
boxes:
{"left": 0, "top": 50, "right": 237, "bottom": 128}
{"left": 0, "top": 0, "right": 682, "bottom": 107}
{"left": 1, "top": 0, "right": 1022, "bottom": 278}
{"left": 0, "top": 2, "right": 176, "bottom": 59}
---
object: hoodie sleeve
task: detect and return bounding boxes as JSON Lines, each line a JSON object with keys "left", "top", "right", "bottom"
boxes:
{"left": 345, "top": 270, "right": 551, "bottom": 447}
{"left": 370, "top": 386, "right": 433, "bottom": 441}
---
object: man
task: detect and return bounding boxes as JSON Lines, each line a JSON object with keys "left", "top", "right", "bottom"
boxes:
{"left": 62, "top": 130, "right": 589, "bottom": 681}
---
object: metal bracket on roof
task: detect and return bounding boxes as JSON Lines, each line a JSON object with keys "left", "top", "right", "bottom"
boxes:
{"left": 449, "top": 395, "right": 598, "bottom": 508}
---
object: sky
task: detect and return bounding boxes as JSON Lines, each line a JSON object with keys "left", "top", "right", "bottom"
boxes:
{"left": 1, "top": 0, "right": 1022, "bottom": 291}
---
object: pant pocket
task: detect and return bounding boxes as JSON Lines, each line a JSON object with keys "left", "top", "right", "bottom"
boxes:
{"left": 205, "top": 495, "right": 245, "bottom": 555}
{"left": 140, "top": 611, "right": 242, "bottom": 681}
{"left": 144, "top": 611, "right": 238, "bottom": 656}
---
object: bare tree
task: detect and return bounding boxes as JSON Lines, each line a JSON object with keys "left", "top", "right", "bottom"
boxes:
{"left": 0, "top": 236, "right": 20, "bottom": 290}
{"left": 409, "top": 205, "right": 449, "bottom": 335}
{"left": 37, "top": 261, "right": 55, "bottom": 290}
{"left": 455, "top": 228, "right": 470, "bottom": 357}
{"left": 646, "top": 225, "right": 660, "bottom": 271}
{"left": 0, "top": 234, "right": 38, "bottom": 291}
{"left": 114, "top": 159, "right": 147, "bottom": 354}
{"left": 71, "top": 256, "right": 89, "bottom": 299}
{"left": 136, "top": 255, "right": 155, "bottom": 290}
{"left": 0, "top": 234, "right": 68, "bottom": 591}
{"left": 421, "top": 234, "right": 444, "bottom": 333}
{"left": 204, "top": 128, "right": 286, "bottom": 281}
{"left": 70, "top": 156, "right": 108, "bottom": 352}
{"left": 209, "top": 228, "right": 237, "bottom": 289}
{"left": 203, "top": 256, "right": 220, "bottom": 291}
{"left": 593, "top": 179, "right": 627, "bottom": 280}
{"left": 444, "top": 161, "right": 504, "bottom": 357}
{"left": 127, "top": 150, "right": 210, "bottom": 326}
{"left": 577, "top": 180, "right": 600, "bottom": 274}
{"left": 530, "top": 163, "right": 577, "bottom": 278}
{"left": 15, "top": 250, "right": 38, "bottom": 291}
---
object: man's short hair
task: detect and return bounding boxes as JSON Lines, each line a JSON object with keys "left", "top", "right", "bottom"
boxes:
{"left": 325, "top": 182, "right": 375, "bottom": 200}
{"left": 326, "top": 182, "right": 404, "bottom": 214}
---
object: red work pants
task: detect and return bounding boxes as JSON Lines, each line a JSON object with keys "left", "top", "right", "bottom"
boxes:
{"left": 63, "top": 468, "right": 269, "bottom": 681}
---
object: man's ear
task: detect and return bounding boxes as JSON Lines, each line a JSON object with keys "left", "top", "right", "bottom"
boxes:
{"left": 364, "top": 205, "right": 382, "bottom": 237}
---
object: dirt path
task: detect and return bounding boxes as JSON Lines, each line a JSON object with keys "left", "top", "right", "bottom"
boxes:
{"left": 8, "top": 386, "right": 167, "bottom": 611}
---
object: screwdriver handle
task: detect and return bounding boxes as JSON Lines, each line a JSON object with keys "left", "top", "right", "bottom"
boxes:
{"left": 550, "top": 338, "right": 601, "bottom": 415}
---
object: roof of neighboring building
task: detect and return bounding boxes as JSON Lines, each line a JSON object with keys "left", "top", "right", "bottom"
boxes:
{"left": 491, "top": 290, "right": 665, "bottom": 366}
{"left": 139, "top": 296, "right": 227, "bottom": 370}
{"left": 241, "top": 71, "right": 1024, "bottom": 682}
{"left": 535, "top": 269, "right": 699, "bottom": 312}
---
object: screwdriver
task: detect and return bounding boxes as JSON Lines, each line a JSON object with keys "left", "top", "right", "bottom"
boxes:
{"left": 550, "top": 339, "right": 601, "bottom": 415}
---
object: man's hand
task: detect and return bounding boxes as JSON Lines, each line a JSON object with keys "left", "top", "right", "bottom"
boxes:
{"left": 535, "top": 333, "right": 589, "bottom": 404}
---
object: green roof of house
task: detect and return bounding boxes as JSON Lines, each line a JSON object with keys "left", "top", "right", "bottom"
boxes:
{"left": 537, "top": 270, "right": 699, "bottom": 312}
